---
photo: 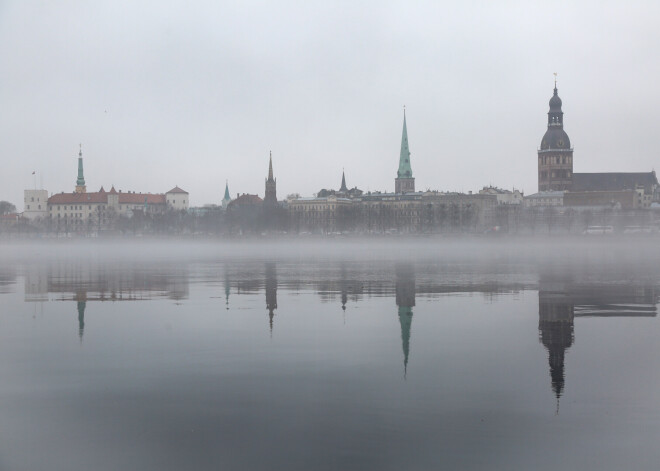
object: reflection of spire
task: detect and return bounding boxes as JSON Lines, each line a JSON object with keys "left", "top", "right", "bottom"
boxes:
{"left": 77, "top": 300, "right": 86, "bottom": 343}
{"left": 224, "top": 268, "right": 231, "bottom": 310}
{"left": 265, "top": 262, "right": 277, "bottom": 335}
{"left": 395, "top": 264, "right": 415, "bottom": 378}
{"left": 398, "top": 305, "right": 413, "bottom": 378}
{"left": 538, "top": 282, "right": 574, "bottom": 410}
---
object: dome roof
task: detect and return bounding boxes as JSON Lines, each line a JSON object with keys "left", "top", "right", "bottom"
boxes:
{"left": 549, "top": 92, "right": 562, "bottom": 108}
{"left": 541, "top": 127, "right": 571, "bottom": 150}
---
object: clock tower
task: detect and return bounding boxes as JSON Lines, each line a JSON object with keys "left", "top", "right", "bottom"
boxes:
{"left": 538, "top": 81, "right": 573, "bottom": 191}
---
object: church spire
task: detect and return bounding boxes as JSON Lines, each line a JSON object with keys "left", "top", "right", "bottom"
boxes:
{"left": 339, "top": 169, "right": 348, "bottom": 192}
{"left": 395, "top": 109, "right": 415, "bottom": 193}
{"left": 267, "top": 151, "right": 274, "bottom": 182}
{"left": 222, "top": 180, "right": 231, "bottom": 209}
{"left": 75, "top": 144, "right": 86, "bottom": 194}
{"left": 264, "top": 152, "right": 277, "bottom": 206}
{"left": 397, "top": 109, "right": 412, "bottom": 178}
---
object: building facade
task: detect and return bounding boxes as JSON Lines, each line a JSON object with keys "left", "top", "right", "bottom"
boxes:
{"left": 42, "top": 151, "right": 188, "bottom": 232}
{"left": 23, "top": 189, "right": 49, "bottom": 220}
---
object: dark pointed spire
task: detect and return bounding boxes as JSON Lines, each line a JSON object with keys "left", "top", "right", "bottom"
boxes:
{"left": 339, "top": 169, "right": 348, "bottom": 192}
{"left": 267, "top": 151, "right": 274, "bottom": 182}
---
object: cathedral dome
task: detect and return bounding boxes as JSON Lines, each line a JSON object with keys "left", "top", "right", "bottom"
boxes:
{"left": 540, "top": 127, "right": 571, "bottom": 150}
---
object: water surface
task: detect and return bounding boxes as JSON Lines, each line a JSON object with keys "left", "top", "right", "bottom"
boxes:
{"left": 1, "top": 240, "right": 658, "bottom": 470}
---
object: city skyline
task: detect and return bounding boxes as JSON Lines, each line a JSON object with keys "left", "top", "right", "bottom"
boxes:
{"left": 2, "top": 2, "right": 660, "bottom": 207}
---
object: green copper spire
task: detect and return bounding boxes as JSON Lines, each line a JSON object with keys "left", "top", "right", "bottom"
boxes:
{"left": 76, "top": 145, "right": 85, "bottom": 186}
{"left": 223, "top": 181, "right": 231, "bottom": 200}
{"left": 397, "top": 110, "right": 412, "bottom": 178}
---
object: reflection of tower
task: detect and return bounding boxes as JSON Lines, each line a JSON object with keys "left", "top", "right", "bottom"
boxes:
{"left": 265, "top": 262, "right": 277, "bottom": 334}
{"left": 340, "top": 264, "right": 348, "bottom": 312}
{"left": 224, "top": 268, "right": 231, "bottom": 310}
{"left": 76, "top": 291, "right": 87, "bottom": 343}
{"left": 395, "top": 264, "right": 416, "bottom": 377}
{"left": 538, "top": 280, "right": 574, "bottom": 410}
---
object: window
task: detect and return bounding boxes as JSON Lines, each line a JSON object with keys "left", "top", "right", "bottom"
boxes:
{"left": 31, "top": 197, "right": 34, "bottom": 202}
{"left": 27, "top": 205, "right": 30, "bottom": 209}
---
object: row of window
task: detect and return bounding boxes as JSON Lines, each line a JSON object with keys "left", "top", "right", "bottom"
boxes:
{"left": 540, "top": 155, "right": 572, "bottom": 165}
{"left": 540, "top": 170, "right": 572, "bottom": 179}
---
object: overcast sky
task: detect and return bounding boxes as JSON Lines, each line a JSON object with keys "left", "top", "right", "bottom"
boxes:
{"left": 2, "top": 1, "right": 660, "bottom": 206}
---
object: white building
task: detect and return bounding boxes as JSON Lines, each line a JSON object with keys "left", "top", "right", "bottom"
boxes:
{"left": 23, "top": 189, "right": 49, "bottom": 220}
{"left": 479, "top": 186, "right": 524, "bottom": 205}
{"left": 524, "top": 191, "right": 565, "bottom": 208}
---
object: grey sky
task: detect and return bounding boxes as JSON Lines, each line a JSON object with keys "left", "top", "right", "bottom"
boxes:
{"left": 2, "top": 1, "right": 660, "bottom": 206}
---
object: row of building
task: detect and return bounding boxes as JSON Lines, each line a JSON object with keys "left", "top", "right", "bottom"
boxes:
{"left": 19, "top": 81, "right": 660, "bottom": 234}
{"left": 22, "top": 146, "right": 189, "bottom": 230}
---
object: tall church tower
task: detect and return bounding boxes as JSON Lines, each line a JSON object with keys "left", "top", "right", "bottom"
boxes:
{"left": 264, "top": 152, "right": 277, "bottom": 206}
{"left": 395, "top": 110, "right": 415, "bottom": 193}
{"left": 538, "top": 80, "right": 573, "bottom": 191}
{"left": 75, "top": 145, "right": 86, "bottom": 194}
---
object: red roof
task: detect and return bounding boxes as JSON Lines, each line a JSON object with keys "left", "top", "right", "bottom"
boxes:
{"left": 49, "top": 192, "right": 109, "bottom": 204}
{"left": 228, "top": 193, "right": 263, "bottom": 208}
{"left": 118, "top": 193, "right": 166, "bottom": 204}
{"left": 167, "top": 186, "right": 188, "bottom": 194}
{"left": 49, "top": 191, "right": 166, "bottom": 205}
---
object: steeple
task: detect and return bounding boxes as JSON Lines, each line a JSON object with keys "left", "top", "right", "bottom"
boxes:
{"left": 339, "top": 169, "right": 348, "bottom": 192}
{"left": 267, "top": 151, "right": 274, "bottom": 182}
{"left": 264, "top": 151, "right": 277, "bottom": 206}
{"left": 395, "top": 109, "right": 415, "bottom": 193}
{"left": 222, "top": 181, "right": 231, "bottom": 209}
{"left": 398, "top": 110, "right": 412, "bottom": 178}
{"left": 75, "top": 144, "right": 86, "bottom": 194}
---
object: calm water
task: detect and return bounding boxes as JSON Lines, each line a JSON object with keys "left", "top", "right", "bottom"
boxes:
{"left": 1, "top": 241, "right": 659, "bottom": 471}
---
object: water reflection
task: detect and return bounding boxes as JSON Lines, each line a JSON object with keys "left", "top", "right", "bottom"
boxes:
{"left": 265, "top": 262, "right": 277, "bottom": 334}
{"left": 77, "top": 299, "right": 86, "bottom": 342}
{"left": 2, "top": 252, "right": 659, "bottom": 470}
{"left": 13, "top": 258, "right": 660, "bottom": 410}
{"left": 395, "top": 264, "right": 415, "bottom": 378}
{"left": 538, "top": 275, "right": 658, "bottom": 410}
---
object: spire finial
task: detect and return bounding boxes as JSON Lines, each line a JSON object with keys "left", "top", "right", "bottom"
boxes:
{"left": 553, "top": 72, "right": 558, "bottom": 89}
{"left": 79, "top": 143, "right": 82, "bottom": 157}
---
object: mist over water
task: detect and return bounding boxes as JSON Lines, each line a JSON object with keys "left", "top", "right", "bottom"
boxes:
{"left": 1, "top": 239, "right": 659, "bottom": 471}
